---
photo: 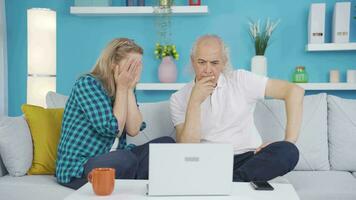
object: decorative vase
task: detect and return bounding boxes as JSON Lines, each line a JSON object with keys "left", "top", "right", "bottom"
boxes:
{"left": 251, "top": 55, "right": 267, "bottom": 76}
{"left": 158, "top": 56, "right": 177, "bottom": 83}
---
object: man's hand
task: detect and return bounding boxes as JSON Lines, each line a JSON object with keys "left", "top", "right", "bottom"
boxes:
{"left": 254, "top": 142, "right": 270, "bottom": 154}
{"left": 190, "top": 76, "right": 216, "bottom": 104}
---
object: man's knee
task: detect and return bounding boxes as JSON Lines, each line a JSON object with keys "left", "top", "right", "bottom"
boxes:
{"left": 272, "top": 141, "right": 299, "bottom": 170}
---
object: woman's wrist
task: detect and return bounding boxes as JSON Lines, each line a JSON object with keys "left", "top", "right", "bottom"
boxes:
{"left": 116, "top": 86, "right": 129, "bottom": 94}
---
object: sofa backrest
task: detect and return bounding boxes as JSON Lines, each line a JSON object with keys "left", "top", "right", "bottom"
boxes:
{"left": 46, "top": 91, "right": 68, "bottom": 108}
{"left": 327, "top": 95, "right": 356, "bottom": 171}
{"left": 0, "top": 156, "right": 8, "bottom": 176}
{"left": 46, "top": 92, "right": 345, "bottom": 172}
{"left": 46, "top": 91, "right": 176, "bottom": 145}
{"left": 254, "top": 93, "right": 330, "bottom": 171}
{"left": 127, "top": 102, "right": 176, "bottom": 145}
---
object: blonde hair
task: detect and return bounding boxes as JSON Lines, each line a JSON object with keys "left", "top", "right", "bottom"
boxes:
{"left": 91, "top": 38, "right": 143, "bottom": 97}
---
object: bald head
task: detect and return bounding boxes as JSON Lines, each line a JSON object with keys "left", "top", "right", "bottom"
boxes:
{"left": 191, "top": 35, "right": 226, "bottom": 60}
{"left": 190, "top": 35, "right": 229, "bottom": 83}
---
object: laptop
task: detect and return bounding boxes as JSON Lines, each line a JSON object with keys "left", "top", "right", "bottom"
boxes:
{"left": 148, "top": 143, "right": 234, "bottom": 196}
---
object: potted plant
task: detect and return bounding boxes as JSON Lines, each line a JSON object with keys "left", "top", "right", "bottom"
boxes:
{"left": 154, "top": 43, "right": 179, "bottom": 83}
{"left": 159, "top": 0, "right": 173, "bottom": 7}
{"left": 249, "top": 19, "right": 280, "bottom": 76}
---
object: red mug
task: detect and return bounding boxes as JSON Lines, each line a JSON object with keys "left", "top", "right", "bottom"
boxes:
{"left": 88, "top": 168, "right": 115, "bottom": 196}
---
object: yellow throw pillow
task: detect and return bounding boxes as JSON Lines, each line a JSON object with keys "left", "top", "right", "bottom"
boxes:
{"left": 21, "top": 104, "right": 64, "bottom": 175}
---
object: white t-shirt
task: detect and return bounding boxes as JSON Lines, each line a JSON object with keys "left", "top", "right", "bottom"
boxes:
{"left": 170, "top": 70, "right": 268, "bottom": 155}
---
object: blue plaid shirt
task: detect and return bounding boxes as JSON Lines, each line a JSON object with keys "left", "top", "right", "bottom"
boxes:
{"left": 56, "top": 74, "right": 145, "bottom": 183}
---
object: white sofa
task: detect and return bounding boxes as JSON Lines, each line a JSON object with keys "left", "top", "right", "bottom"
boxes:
{"left": 0, "top": 92, "right": 356, "bottom": 200}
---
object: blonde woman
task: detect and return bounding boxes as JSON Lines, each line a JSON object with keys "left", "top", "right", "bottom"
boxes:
{"left": 56, "top": 38, "right": 174, "bottom": 189}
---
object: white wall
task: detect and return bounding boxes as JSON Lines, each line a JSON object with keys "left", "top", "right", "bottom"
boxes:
{"left": 0, "top": 0, "right": 8, "bottom": 116}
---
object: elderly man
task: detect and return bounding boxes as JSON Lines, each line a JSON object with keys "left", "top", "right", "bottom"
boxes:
{"left": 170, "top": 35, "right": 304, "bottom": 182}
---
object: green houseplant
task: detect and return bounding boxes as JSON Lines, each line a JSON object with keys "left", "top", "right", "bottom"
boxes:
{"left": 249, "top": 18, "right": 280, "bottom": 76}
{"left": 154, "top": 43, "right": 179, "bottom": 60}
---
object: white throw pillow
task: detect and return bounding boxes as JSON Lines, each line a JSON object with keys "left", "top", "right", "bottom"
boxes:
{"left": 254, "top": 93, "right": 330, "bottom": 170}
{"left": 46, "top": 91, "right": 68, "bottom": 108}
{"left": 0, "top": 116, "right": 33, "bottom": 176}
{"left": 328, "top": 95, "right": 356, "bottom": 171}
{"left": 0, "top": 155, "right": 8, "bottom": 176}
{"left": 127, "top": 101, "right": 176, "bottom": 145}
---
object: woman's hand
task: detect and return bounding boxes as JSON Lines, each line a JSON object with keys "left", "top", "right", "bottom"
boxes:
{"left": 114, "top": 59, "right": 137, "bottom": 91}
{"left": 128, "top": 59, "right": 142, "bottom": 90}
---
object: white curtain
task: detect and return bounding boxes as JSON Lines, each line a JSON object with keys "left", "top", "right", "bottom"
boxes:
{"left": 0, "top": 0, "right": 8, "bottom": 116}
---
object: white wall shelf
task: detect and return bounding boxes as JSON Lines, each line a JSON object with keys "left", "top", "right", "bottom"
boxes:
{"left": 70, "top": 6, "right": 208, "bottom": 16}
{"left": 297, "top": 83, "right": 356, "bottom": 90}
{"left": 136, "top": 83, "right": 356, "bottom": 91}
{"left": 306, "top": 43, "right": 356, "bottom": 51}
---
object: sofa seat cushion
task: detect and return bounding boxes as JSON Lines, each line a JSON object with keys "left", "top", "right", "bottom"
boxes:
{"left": 284, "top": 171, "right": 356, "bottom": 200}
{"left": 353, "top": 172, "right": 356, "bottom": 179}
{"left": 0, "top": 175, "right": 73, "bottom": 200}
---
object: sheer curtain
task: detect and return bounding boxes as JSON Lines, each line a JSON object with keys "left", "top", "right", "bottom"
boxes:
{"left": 0, "top": 0, "right": 7, "bottom": 117}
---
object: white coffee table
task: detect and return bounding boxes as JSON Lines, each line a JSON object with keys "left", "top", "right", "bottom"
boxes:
{"left": 64, "top": 180, "right": 300, "bottom": 200}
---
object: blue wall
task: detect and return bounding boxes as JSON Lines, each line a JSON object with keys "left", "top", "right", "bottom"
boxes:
{"left": 5, "top": 0, "right": 356, "bottom": 116}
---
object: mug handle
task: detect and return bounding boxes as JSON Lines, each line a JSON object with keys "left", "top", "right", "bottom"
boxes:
{"left": 88, "top": 171, "right": 94, "bottom": 183}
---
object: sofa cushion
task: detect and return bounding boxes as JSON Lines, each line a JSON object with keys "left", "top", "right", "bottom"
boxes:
{"left": 46, "top": 91, "right": 68, "bottom": 108}
{"left": 328, "top": 95, "right": 356, "bottom": 171}
{"left": 0, "top": 155, "right": 8, "bottom": 177}
{"left": 0, "top": 175, "right": 72, "bottom": 200}
{"left": 353, "top": 172, "right": 356, "bottom": 179}
{"left": 0, "top": 116, "right": 33, "bottom": 176}
{"left": 127, "top": 101, "right": 176, "bottom": 145}
{"left": 284, "top": 171, "right": 356, "bottom": 200}
{"left": 254, "top": 93, "right": 329, "bottom": 170}
{"left": 22, "top": 105, "right": 64, "bottom": 175}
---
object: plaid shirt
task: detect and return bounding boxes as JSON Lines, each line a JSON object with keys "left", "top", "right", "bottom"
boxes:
{"left": 56, "top": 74, "right": 145, "bottom": 183}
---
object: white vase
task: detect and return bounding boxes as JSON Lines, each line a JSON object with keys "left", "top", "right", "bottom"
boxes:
{"left": 251, "top": 55, "right": 267, "bottom": 76}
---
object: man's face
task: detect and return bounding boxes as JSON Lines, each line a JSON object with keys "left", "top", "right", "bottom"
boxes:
{"left": 191, "top": 39, "right": 226, "bottom": 85}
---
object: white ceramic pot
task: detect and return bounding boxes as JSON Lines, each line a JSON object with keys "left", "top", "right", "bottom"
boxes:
{"left": 251, "top": 55, "right": 267, "bottom": 76}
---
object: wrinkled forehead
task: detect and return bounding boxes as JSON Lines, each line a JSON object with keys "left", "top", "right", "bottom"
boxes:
{"left": 194, "top": 39, "right": 224, "bottom": 61}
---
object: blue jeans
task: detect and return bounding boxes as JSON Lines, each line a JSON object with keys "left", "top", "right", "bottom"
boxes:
{"left": 233, "top": 141, "right": 299, "bottom": 182}
{"left": 59, "top": 136, "right": 175, "bottom": 190}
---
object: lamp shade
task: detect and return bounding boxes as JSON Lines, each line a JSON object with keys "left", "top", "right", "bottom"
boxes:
{"left": 27, "top": 8, "right": 56, "bottom": 107}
